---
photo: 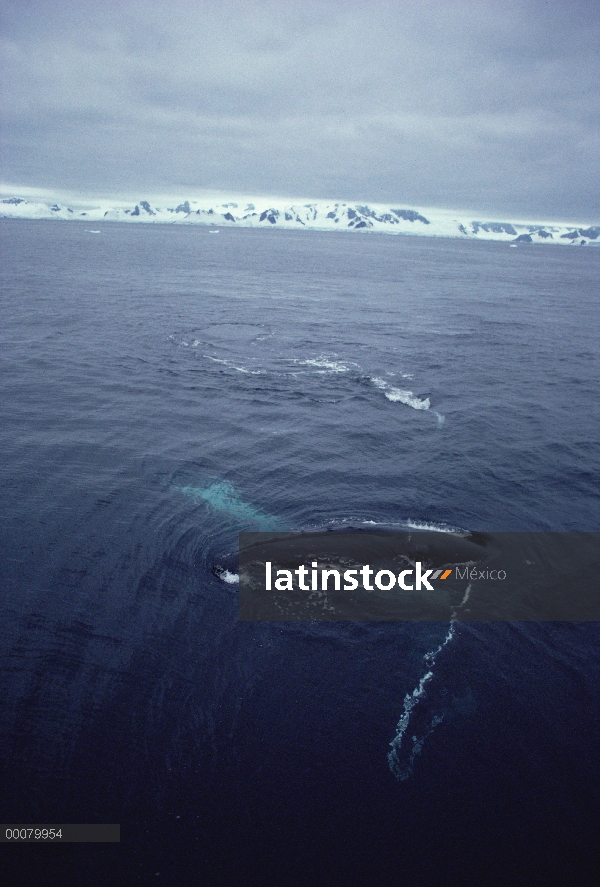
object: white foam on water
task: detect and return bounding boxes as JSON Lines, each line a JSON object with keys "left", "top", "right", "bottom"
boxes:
{"left": 313, "top": 518, "right": 465, "bottom": 534}
{"left": 219, "top": 570, "right": 239, "bottom": 584}
{"left": 450, "top": 580, "right": 476, "bottom": 621}
{"left": 385, "top": 371, "right": 414, "bottom": 380}
{"left": 370, "top": 376, "right": 432, "bottom": 411}
{"left": 388, "top": 623, "right": 456, "bottom": 781}
{"left": 405, "top": 519, "right": 465, "bottom": 534}
{"left": 295, "top": 357, "right": 351, "bottom": 373}
{"left": 458, "top": 583, "right": 472, "bottom": 608}
{"left": 204, "top": 356, "right": 263, "bottom": 374}
{"left": 385, "top": 387, "right": 431, "bottom": 410}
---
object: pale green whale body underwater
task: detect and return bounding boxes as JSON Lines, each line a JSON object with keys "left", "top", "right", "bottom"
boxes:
{"left": 173, "top": 481, "right": 283, "bottom": 531}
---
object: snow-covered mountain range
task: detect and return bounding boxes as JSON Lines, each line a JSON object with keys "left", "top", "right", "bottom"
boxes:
{"left": 1, "top": 195, "right": 598, "bottom": 245}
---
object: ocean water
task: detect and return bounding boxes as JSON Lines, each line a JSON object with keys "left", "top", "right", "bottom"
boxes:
{"left": 0, "top": 220, "right": 599, "bottom": 885}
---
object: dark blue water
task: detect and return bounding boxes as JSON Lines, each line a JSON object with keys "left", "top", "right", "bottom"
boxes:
{"left": 1, "top": 220, "right": 599, "bottom": 885}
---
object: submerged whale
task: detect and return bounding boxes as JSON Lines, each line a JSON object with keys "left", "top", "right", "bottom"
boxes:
{"left": 173, "top": 481, "right": 282, "bottom": 531}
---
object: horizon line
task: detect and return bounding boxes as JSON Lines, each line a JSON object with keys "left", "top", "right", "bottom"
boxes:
{"left": 0, "top": 183, "right": 597, "bottom": 229}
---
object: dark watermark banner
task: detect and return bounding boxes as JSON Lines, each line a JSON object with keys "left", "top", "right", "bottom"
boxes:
{"left": 238, "top": 531, "right": 600, "bottom": 621}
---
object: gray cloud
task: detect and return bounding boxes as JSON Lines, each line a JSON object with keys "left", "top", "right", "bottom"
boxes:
{"left": 1, "top": 0, "right": 598, "bottom": 220}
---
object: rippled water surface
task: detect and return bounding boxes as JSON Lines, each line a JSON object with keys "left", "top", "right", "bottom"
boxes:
{"left": 1, "top": 220, "right": 599, "bottom": 884}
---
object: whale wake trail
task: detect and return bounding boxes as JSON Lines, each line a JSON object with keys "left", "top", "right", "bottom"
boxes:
{"left": 388, "top": 624, "right": 456, "bottom": 781}
{"left": 370, "top": 377, "right": 443, "bottom": 420}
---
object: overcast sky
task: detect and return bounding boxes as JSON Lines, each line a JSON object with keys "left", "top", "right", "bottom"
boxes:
{"left": 1, "top": 0, "right": 598, "bottom": 220}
